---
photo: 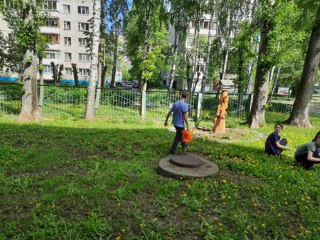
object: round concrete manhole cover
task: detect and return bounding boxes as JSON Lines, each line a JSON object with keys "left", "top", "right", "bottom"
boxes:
{"left": 170, "top": 154, "right": 202, "bottom": 168}
{"left": 158, "top": 152, "right": 219, "bottom": 179}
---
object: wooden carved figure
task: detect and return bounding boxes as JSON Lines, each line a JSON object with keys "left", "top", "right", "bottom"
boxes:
{"left": 212, "top": 90, "right": 229, "bottom": 134}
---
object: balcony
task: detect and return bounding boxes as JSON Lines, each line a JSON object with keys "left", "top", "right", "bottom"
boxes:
{"left": 40, "top": 26, "right": 60, "bottom": 35}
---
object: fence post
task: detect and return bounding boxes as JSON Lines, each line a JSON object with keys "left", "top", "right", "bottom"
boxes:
{"left": 196, "top": 93, "right": 202, "bottom": 121}
{"left": 141, "top": 89, "right": 147, "bottom": 119}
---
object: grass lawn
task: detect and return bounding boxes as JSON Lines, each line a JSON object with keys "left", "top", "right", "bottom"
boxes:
{"left": 0, "top": 114, "right": 320, "bottom": 239}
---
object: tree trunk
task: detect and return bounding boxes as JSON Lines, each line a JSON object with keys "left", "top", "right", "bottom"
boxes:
{"left": 51, "top": 62, "right": 57, "bottom": 85}
{"left": 268, "top": 66, "right": 280, "bottom": 102}
{"left": 18, "top": 50, "right": 40, "bottom": 121}
{"left": 71, "top": 63, "right": 79, "bottom": 87}
{"left": 110, "top": 8, "right": 119, "bottom": 88}
{"left": 191, "top": 3, "right": 201, "bottom": 94}
{"left": 201, "top": 11, "right": 215, "bottom": 93}
{"left": 140, "top": 0, "right": 150, "bottom": 118}
{"left": 248, "top": 2, "right": 274, "bottom": 128}
{"left": 286, "top": 5, "right": 320, "bottom": 127}
{"left": 168, "top": 26, "right": 178, "bottom": 91}
{"left": 101, "top": 64, "right": 107, "bottom": 88}
{"left": 85, "top": 0, "right": 101, "bottom": 120}
{"left": 95, "top": 62, "right": 102, "bottom": 110}
{"left": 38, "top": 58, "right": 44, "bottom": 113}
{"left": 58, "top": 64, "right": 64, "bottom": 83}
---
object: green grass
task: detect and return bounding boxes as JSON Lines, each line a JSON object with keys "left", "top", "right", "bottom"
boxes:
{"left": 1, "top": 114, "right": 320, "bottom": 239}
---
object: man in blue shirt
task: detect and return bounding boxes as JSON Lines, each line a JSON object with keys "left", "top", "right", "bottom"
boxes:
{"left": 164, "top": 91, "right": 190, "bottom": 155}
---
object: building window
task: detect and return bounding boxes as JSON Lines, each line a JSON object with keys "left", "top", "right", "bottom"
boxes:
{"left": 42, "top": 1, "right": 57, "bottom": 10}
{"left": 78, "top": 38, "right": 89, "bottom": 47}
{"left": 78, "top": 22, "right": 89, "bottom": 32}
{"left": 46, "top": 51, "right": 59, "bottom": 59}
{"left": 46, "top": 34, "right": 60, "bottom": 44}
{"left": 203, "top": 21, "right": 209, "bottom": 29}
{"left": 65, "top": 68, "right": 72, "bottom": 75}
{"left": 63, "top": 5, "right": 70, "bottom": 14}
{"left": 78, "top": 6, "right": 89, "bottom": 15}
{"left": 64, "top": 21, "right": 71, "bottom": 30}
{"left": 64, "top": 37, "right": 71, "bottom": 45}
{"left": 79, "top": 53, "right": 90, "bottom": 61}
{"left": 43, "top": 65, "right": 52, "bottom": 73}
{"left": 65, "top": 52, "right": 72, "bottom": 61}
{"left": 45, "top": 18, "right": 59, "bottom": 27}
{"left": 79, "top": 68, "right": 90, "bottom": 76}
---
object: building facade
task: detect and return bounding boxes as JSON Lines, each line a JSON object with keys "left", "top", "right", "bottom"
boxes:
{"left": 0, "top": 0, "right": 94, "bottom": 84}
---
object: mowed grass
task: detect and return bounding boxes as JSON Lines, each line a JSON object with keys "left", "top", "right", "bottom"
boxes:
{"left": 0, "top": 114, "right": 320, "bottom": 239}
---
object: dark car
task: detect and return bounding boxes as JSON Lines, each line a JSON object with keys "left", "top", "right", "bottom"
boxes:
{"left": 132, "top": 80, "right": 139, "bottom": 88}
{"left": 115, "top": 81, "right": 133, "bottom": 89}
{"left": 115, "top": 81, "right": 126, "bottom": 88}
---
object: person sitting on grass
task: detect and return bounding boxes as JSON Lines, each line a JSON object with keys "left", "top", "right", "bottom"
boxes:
{"left": 295, "top": 131, "right": 320, "bottom": 170}
{"left": 265, "top": 123, "right": 291, "bottom": 156}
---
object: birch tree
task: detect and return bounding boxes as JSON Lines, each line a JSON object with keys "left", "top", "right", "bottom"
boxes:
{"left": 0, "top": 0, "right": 46, "bottom": 121}
{"left": 85, "top": 0, "right": 101, "bottom": 120}
{"left": 107, "top": 0, "right": 128, "bottom": 88}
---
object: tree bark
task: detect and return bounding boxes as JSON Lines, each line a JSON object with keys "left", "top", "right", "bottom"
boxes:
{"left": 110, "top": 7, "right": 119, "bottom": 88}
{"left": 248, "top": 1, "right": 274, "bottom": 128}
{"left": 286, "top": 5, "right": 320, "bottom": 127}
{"left": 168, "top": 25, "right": 178, "bottom": 91}
{"left": 85, "top": 0, "right": 101, "bottom": 120}
{"left": 71, "top": 63, "right": 79, "bottom": 87}
{"left": 38, "top": 57, "right": 44, "bottom": 113}
{"left": 18, "top": 50, "right": 40, "bottom": 121}
{"left": 95, "top": 62, "right": 102, "bottom": 110}
{"left": 140, "top": 0, "right": 150, "bottom": 118}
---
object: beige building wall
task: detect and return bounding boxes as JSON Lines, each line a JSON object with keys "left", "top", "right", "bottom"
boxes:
{"left": 0, "top": 0, "right": 94, "bottom": 83}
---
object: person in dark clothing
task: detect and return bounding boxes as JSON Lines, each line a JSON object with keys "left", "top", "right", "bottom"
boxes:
{"left": 265, "top": 123, "right": 290, "bottom": 156}
{"left": 164, "top": 91, "right": 190, "bottom": 155}
{"left": 295, "top": 131, "right": 320, "bottom": 169}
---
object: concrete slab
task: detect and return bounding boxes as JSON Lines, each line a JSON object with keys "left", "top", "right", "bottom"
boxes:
{"left": 170, "top": 154, "right": 202, "bottom": 168}
{"left": 158, "top": 152, "right": 219, "bottom": 179}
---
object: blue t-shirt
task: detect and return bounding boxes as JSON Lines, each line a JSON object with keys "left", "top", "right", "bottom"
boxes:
{"left": 265, "top": 132, "right": 280, "bottom": 155}
{"left": 171, "top": 100, "right": 188, "bottom": 128}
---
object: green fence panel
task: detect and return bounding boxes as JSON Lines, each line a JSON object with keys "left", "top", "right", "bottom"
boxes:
{"left": 0, "top": 83, "right": 22, "bottom": 114}
{"left": 95, "top": 88, "right": 141, "bottom": 118}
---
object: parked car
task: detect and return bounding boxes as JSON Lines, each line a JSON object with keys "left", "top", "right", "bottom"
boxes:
{"left": 115, "top": 81, "right": 133, "bottom": 89}
{"left": 132, "top": 80, "right": 139, "bottom": 88}
{"left": 115, "top": 81, "right": 126, "bottom": 88}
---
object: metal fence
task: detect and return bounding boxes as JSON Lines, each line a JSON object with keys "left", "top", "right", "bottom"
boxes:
{"left": 1, "top": 83, "right": 319, "bottom": 119}
{"left": 0, "top": 83, "right": 21, "bottom": 114}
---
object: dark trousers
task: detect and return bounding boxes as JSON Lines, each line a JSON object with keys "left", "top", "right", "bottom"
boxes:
{"left": 170, "top": 126, "right": 186, "bottom": 154}
{"left": 295, "top": 149, "right": 320, "bottom": 169}
{"left": 274, "top": 138, "right": 288, "bottom": 155}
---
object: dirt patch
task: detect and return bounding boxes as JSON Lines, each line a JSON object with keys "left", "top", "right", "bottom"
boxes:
{"left": 194, "top": 128, "right": 265, "bottom": 143}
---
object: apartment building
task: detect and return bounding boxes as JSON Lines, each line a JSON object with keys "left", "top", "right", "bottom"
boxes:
{"left": 41, "top": 0, "right": 93, "bottom": 83}
{"left": 0, "top": 0, "right": 94, "bottom": 83}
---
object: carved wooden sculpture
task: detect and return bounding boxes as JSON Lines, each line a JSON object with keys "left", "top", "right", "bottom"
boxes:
{"left": 212, "top": 90, "right": 229, "bottom": 134}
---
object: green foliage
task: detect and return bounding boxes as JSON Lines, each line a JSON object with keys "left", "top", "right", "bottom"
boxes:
{"left": 0, "top": 0, "right": 47, "bottom": 71}
{"left": 124, "top": 0, "right": 169, "bottom": 82}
